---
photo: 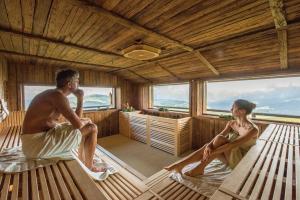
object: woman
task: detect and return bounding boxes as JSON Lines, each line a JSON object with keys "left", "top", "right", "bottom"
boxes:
{"left": 164, "top": 99, "right": 258, "bottom": 176}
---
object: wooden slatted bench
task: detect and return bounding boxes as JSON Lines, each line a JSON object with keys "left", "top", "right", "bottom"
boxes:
{"left": 259, "top": 123, "right": 300, "bottom": 146}
{"left": 0, "top": 125, "right": 107, "bottom": 200}
{"left": 211, "top": 123, "right": 300, "bottom": 200}
{"left": 142, "top": 169, "right": 210, "bottom": 200}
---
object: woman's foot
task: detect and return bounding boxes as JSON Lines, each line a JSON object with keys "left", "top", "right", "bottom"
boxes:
{"left": 164, "top": 163, "right": 185, "bottom": 174}
{"left": 183, "top": 164, "right": 205, "bottom": 177}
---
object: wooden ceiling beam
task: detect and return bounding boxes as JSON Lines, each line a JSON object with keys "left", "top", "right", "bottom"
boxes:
{"left": 127, "top": 69, "right": 153, "bottom": 83}
{"left": 269, "top": 0, "right": 288, "bottom": 69}
{"left": 68, "top": 0, "right": 194, "bottom": 52}
{"left": 0, "top": 49, "right": 118, "bottom": 71}
{"left": 156, "top": 62, "right": 182, "bottom": 81}
{"left": 0, "top": 28, "right": 127, "bottom": 61}
{"left": 194, "top": 51, "right": 219, "bottom": 76}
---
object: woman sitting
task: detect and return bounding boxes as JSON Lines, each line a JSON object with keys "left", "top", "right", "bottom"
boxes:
{"left": 164, "top": 99, "right": 259, "bottom": 176}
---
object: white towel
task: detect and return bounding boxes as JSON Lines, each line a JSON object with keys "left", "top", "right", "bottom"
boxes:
{"left": 0, "top": 146, "right": 117, "bottom": 181}
{"left": 169, "top": 159, "right": 232, "bottom": 197}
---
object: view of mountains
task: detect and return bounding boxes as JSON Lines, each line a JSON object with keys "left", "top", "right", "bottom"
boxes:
{"left": 68, "top": 94, "right": 110, "bottom": 108}
{"left": 155, "top": 85, "right": 300, "bottom": 116}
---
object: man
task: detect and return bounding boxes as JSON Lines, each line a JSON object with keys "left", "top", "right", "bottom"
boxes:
{"left": 22, "top": 69, "right": 103, "bottom": 172}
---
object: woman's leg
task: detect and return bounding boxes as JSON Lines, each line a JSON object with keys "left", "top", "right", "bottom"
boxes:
{"left": 164, "top": 144, "right": 208, "bottom": 173}
{"left": 184, "top": 135, "right": 230, "bottom": 176}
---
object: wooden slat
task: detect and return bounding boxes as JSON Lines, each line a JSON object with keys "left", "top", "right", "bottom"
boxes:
{"left": 194, "top": 51, "right": 219, "bottom": 75}
{"left": 37, "top": 168, "right": 51, "bottom": 200}
{"left": 11, "top": 173, "right": 19, "bottom": 200}
{"left": 44, "top": 166, "right": 61, "bottom": 200}
{"left": 64, "top": 160, "right": 108, "bottom": 200}
{"left": 67, "top": 0, "right": 194, "bottom": 52}
{"left": 30, "top": 169, "right": 40, "bottom": 200}
{"left": 0, "top": 174, "right": 11, "bottom": 200}
{"left": 22, "top": 171, "right": 29, "bottom": 200}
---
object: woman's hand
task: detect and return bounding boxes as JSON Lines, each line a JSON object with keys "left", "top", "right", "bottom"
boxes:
{"left": 202, "top": 145, "right": 212, "bottom": 162}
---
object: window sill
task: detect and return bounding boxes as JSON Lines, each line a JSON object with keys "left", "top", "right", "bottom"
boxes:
{"left": 202, "top": 111, "right": 300, "bottom": 125}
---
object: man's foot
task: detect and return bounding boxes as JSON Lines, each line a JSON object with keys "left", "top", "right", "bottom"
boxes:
{"left": 90, "top": 166, "right": 107, "bottom": 172}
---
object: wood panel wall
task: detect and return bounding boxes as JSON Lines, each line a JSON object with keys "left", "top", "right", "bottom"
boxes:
{"left": 0, "top": 110, "right": 119, "bottom": 137}
{"left": 6, "top": 62, "right": 137, "bottom": 111}
{"left": 0, "top": 56, "right": 7, "bottom": 99}
{"left": 192, "top": 116, "right": 269, "bottom": 149}
{"left": 5, "top": 61, "right": 138, "bottom": 137}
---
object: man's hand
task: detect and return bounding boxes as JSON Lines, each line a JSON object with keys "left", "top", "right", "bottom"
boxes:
{"left": 73, "top": 89, "right": 84, "bottom": 100}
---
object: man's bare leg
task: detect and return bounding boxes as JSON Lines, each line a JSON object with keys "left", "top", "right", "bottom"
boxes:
{"left": 164, "top": 144, "right": 208, "bottom": 173}
{"left": 78, "top": 137, "right": 85, "bottom": 164}
{"left": 79, "top": 123, "right": 105, "bottom": 172}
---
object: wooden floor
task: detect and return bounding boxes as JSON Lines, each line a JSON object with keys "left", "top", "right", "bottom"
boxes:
{"left": 0, "top": 112, "right": 209, "bottom": 200}
{"left": 98, "top": 134, "right": 190, "bottom": 177}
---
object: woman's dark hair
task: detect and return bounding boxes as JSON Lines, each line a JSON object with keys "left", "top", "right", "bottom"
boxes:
{"left": 55, "top": 69, "right": 79, "bottom": 88}
{"left": 234, "top": 99, "right": 256, "bottom": 115}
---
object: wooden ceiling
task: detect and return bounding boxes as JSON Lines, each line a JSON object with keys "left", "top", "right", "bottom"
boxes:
{"left": 0, "top": 0, "right": 300, "bottom": 83}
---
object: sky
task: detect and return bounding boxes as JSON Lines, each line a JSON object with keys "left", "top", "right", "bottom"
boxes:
{"left": 153, "top": 83, "right": 189, "bottom": 101}
{"left": 207, "top": 76, "right": 300, "bottom": 102}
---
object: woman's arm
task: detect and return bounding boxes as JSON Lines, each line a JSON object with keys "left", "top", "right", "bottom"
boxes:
{"left": 210, "top": 128, "right": 258, "bottom": 156}
{"left": 207, "top": 121, "right": 233, "bottom": 147}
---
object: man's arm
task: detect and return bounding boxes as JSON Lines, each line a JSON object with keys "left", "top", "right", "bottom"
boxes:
{"left": 73, "top": 89, "right": 84, "bottom": 118}
{"left": 54, "top": 92, "right": 86, "bottom": 129}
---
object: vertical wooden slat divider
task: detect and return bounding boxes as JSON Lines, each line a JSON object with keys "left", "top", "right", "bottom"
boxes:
{"left": 98, "top": 181, "right": 118, "bottom": 200}
{"left": 285, "top": 144, "right": 293, "bottom": 200}
{"left": 0, "top": 175, "right": 11, "bottom": 200}
{"left": 30, "top": 169, "right": 40, "bottom": 200}
{"left": 52, "top": 164, "right": 73, "bottom": 200}
{"left": 239, "top": 142, "right": 272, "bottom": 196}
{"left": 11, "top": 173, "right": 19, "bottom": 200}
{"left": 106, "top": 177, "right": 132, "bottom": 200}
{"left": 37, "top": 168, "right": 51, "bottom": 200}
{"left": 110, "top": 175, "right": 137, "bottom": 198}
{"left": 22, "top": 171, "right": 29, "bottom": 200}
{"left": 249, "top": 141, "right": 277, "bottom": 200}
{"left": 103, "top": 179, "right": 126, "bottom": 200}
{"left": 44, "top": 166, "right": 61, "bottom": 200}
{"left": 260, "top": 142, "right": 282, "bottom": 199}
{"left": 57, "top": 162, "right": 83, "bottom": 200}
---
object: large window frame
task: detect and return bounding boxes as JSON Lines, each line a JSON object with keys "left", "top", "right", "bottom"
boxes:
{"left": 22, "top": 84, "right": 116, "bottom": 111}
{"left": 203, "top": 76, "right": 300, "bottom": 123}
{"left": 150, "top": 82, "right": 190, "bottom": 112}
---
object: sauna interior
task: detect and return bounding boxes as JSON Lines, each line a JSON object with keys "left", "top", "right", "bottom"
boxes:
{"left": 0, "top": 0, "right": 299, "bottom": 199}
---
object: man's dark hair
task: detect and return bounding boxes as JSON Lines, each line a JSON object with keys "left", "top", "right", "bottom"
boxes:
{"left": 55, "top": 69, "right": 79, "bottom": 88}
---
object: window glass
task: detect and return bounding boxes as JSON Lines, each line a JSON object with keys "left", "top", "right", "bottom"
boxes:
{"left": 24, "top": 85, "right": 115, "bottom": 110}
{"left": 206, "top": 76, "right": 300, "bottom": 117}
{"left": 152, "top": 83, "right": 189, "bottom": 111}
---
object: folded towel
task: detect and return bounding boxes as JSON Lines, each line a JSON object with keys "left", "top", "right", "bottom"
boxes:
{"left": 169, "top": 159, "right": 232, "bottom": 197}
{"left": 0, "top": 146, "right": 117, "bottom": 181}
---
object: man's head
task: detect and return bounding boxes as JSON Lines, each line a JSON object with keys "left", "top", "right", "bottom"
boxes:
{"left": 56, "top": 69, "right": 79, "bottom": 92}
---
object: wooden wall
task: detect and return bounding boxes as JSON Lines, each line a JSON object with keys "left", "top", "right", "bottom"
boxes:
{"left": 0, "top": 110, "right": 119, "bottom": 138}
{"left": 0, "top": 56, "right": 7, "bottom": 99}
{"left": 6, "top": 62, "right": 136, "bottom": 111}
{"left": 192, "top": 116, "right": 269, "bottom": 149}
{"left": 5, "top": 61, "right": 138, "bottom": 137}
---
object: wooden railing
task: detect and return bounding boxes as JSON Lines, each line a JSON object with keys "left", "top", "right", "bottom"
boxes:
{"left": 0, "top": 110, "right": 119, "bottom": 137}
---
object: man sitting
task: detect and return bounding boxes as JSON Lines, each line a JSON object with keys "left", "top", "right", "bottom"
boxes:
{"left": 21, "top": 69, "right": 103, "bottom": 172}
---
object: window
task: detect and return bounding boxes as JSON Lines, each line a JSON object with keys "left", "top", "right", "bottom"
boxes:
{"left": 205, "top": 76, "right": 300, "bottom": 121}
{"left": 152, "top": 83, "right": 189, "bottom": 111}
{"left": 23, "top": 85, "right": 115, "bottom": 110}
